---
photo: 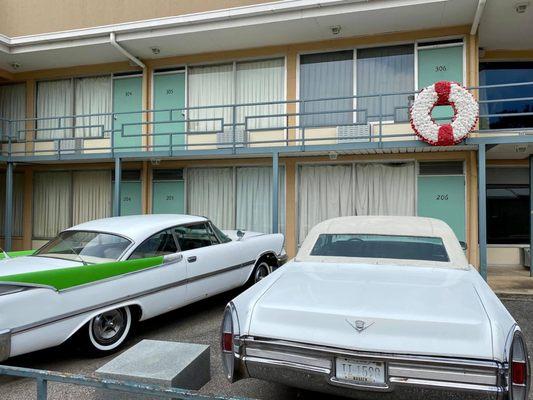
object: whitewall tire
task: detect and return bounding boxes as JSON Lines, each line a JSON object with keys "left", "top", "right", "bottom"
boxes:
{"left": 87, "top": 307, "right": 132, "bottom": 354}
{"left": 252, "top": 262, "right": 270, "bottom": 284}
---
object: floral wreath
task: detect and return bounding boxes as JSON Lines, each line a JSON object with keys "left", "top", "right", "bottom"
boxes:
{"left": 409, "top": 81, "right": 479, "bottom": 146}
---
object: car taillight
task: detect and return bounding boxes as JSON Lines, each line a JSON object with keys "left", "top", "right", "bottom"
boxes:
{"left": 510, "top": 331, "right": 530, "bottom": 400}
{"left": 222, "top": 332, "right": 233, "bottom": 353}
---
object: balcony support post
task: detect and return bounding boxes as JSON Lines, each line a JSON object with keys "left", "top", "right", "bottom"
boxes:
{"left": 530, "top": 155, "right": 533, "bottom": 277}
{"left": 4, "top": 162, "right": 13, "bottom": 251}
{"left": 272, "top": 151, "right": 279, "bottom": 234}
{"left": 478, "top": 144, "right": 487, "bottom": 280}
{"left": 114, "top": 157, "right": 121, "bottom": 217}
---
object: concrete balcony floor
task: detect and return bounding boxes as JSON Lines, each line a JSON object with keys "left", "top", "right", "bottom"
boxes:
{"left": 488, "top": 264, "right": 533, "bottom": 296}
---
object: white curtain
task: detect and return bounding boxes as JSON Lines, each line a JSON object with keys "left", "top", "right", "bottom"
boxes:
{"left": 0, "top": 173, "right": 24, "bottom": 237}
{"left": 33, "top": 172, "right": 72, "bottom": 238}
{"left": 36, "top": 80, "right": 73, "bottom": 139}
{"left": 74, "top": 76, "right": 112, "bottom": 138}
{"left": 298, "top": 163, "right": 415, "bottom": 243}
{"left": 187, "top": 168, "right": 234, "bottom": 229}
{"left": 354, "top": 163, "right": 415, "bottom": 216}
{"left": 236, "top": 167, "right": 285, "bottom": 234}
{"left": 236, "top": 59, "right": 284, "bottom": 130}
{"left": 72, "top": 170, "right": 112, "bottom": 225}
{"left": 188, "top": 64, "right": 233, "bottom": 133}
{"left": 0, "top": 83, "right": 26, "bottom": 141}
{"left": 298, "top": 164, "right": 354, "bottom": 243}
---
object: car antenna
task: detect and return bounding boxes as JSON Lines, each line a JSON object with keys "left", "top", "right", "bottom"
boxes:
{"left": 0, "top": 247, "right": 10, "bottom": 259}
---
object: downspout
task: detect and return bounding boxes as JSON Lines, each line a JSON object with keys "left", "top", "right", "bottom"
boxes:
{"left": 470, "top": 0, "right": 487, "bottom": 35}
{"left": 109, "top": 32, "right": 146, "bottom": 69}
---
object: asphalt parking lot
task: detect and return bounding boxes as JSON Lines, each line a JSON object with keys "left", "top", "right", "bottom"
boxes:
{"left": 1, "top": 290, "right": 532, "bottom": 400}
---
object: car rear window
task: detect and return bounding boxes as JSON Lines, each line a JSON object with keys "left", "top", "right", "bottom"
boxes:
{"left": 310, "top": 234, "right": 449, "bottom": 262}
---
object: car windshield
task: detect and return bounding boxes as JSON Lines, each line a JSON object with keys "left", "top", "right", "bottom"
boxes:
{"left": 35, "top": 231, "right": 132, "bottom": 264}
{"left": 310, "top": 234, "right": 449, "bottom": 262}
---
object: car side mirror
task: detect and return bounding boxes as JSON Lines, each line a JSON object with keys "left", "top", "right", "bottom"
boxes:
{"left": 459, "top": 241, "right": 467, "bottom": 251}
{"left": 236, "top": 230, "right": 245, "bottom": 240}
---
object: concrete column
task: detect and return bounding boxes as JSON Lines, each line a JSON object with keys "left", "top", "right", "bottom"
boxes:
{"left": 4, "top": 162, "right": 14, "bottom": 251}
{"left": 272, "top": 152, "right": 279, "bottom": 234}
{"left": 478, "top": 145, "right": 487, "bottom": 280}
{"left": 530, "top": 155, "right": 533, "bottom": 277}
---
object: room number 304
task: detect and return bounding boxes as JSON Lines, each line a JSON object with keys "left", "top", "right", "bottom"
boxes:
{"left": 436, "top": 194, "right": 449, "bottom": 200}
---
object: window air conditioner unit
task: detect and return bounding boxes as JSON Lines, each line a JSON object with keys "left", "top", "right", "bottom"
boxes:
{"left": 337, "top": 125, "right": 370, "bottom": 143}
{"left": 217, "top": 127, "right": 245, "bottom": 149}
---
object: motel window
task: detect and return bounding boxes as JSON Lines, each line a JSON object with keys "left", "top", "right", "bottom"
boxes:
{"left": 479, "top": 62, "right": 533, "bottom": 130}
{"left": 33, "top": 170, "right": 112, "bottom": 239}
{"left": 0, "top": 172, "right": 24, "bottom": 237}
{"left": 186, "top": 166, "right": 285, "bottom": 233}
{"left": 0, "top": 83, "right": 26, "bottom": 142}
{"left": 487, "top": 167, "right": 529, "bottom": 245}
{"left": 188, "top": 59, "right": 285, "bottom": 138}
{"left": 36, "top": 76, "right": 112, "bottom": 140}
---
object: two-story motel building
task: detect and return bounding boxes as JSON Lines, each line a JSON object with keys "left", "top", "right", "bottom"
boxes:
{"left": 0, "top": 0, "right": 532, "bottom": 285}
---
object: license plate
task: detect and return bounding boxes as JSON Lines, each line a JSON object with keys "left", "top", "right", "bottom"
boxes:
{"left": 335, "top": 358, "right": 385, "bottom": 385}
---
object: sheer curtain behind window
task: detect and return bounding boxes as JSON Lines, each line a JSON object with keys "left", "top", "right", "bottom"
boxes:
{"left": 72, "top": 170, "right": 112, "bottom": 225}
{"left": 236, "top": 167, "right": 285, "bottom": 234}
{"left": 357, "top": 45, "right": 414, "bottom": 123}
{"left": 0, "top": 173, "right": 24, "bottom": 236}
{"left": 188, "top": 64, "right": 233, "bottom": 133}
{"left": 236, "top": 59, "right": 284, "bottom": 130}
{"left": 300, "top": 51, "right": 353, "bottom": 127}
{"left": 0, "top": 84, "right": 26, "bottom": 141}
{"left": 354, "top": 163, "right": 415, "bottom": 216}
{"left": 75, "top": 76, "right": 112, "bottom": 138}
{"left": 36, "top": 80, "right": 73, "bottom": 139}
{"left": 33, "top": 172, "right": 72, "bottom": 238}
{"left": 187, "top": 168, "right": 234, "bottom": 229}
{"left": 298, "top": 164, "right": 353, "bottom": 243}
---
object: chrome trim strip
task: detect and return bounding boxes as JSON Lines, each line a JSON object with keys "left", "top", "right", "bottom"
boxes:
{"left": 243, "top": 337, "right": 502, "bottom": 370}
{"left": 243, "top": 356, "right": 331, "bottom": 375}
{"left": 11, "top": 260, "right": 255, "bottom": 335}
{"left": 388, "top": 365, "right": 498, "bottom": 385}
{"left": 245, "top": 347, "right": 331, "bottom": 370}
{"left": 388, "top": 377, "right": 504, "bottom": 393}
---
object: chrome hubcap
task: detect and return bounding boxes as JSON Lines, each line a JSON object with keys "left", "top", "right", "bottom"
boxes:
{"left": 255, "top": 264, "right": 269, "bottom": 283}
{"left": 92, "top": 309, "right": 126, "bottom": 345}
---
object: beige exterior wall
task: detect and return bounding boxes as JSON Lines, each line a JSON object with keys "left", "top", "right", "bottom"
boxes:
{"left": 0, "top": 0, "right": 277, "bottom": 37}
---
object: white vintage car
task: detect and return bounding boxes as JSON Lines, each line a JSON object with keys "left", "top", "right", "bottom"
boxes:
{"left": 222, "top": 216, "right": 530, "bottom": 400}
{"left": 0, "top": 214, "right": 286, "bottom": 360}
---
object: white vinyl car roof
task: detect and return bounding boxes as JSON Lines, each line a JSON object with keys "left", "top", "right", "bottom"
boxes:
{"left": 296, "top": 216, "right": 469, "bottom": 269}
{"left": 65, "top": 214, "right": 207, "bottom": 243}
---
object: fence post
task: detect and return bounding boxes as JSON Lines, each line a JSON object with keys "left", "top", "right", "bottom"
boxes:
{"left": 36, "top": 377, "right": 48, "bottom": 400}
{"left": 272, "top": 152, "right": 279, "bottom": 234}
{"left": 232, "top": 105, "right": 237, "bottom": 154}
{"left": 478, "top": 144, "right": 487, "bottom": 280}
{"left": 114, "top": 157, "right": 122, "bottom": 217}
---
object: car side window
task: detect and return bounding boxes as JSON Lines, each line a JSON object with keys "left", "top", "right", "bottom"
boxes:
{"left": 173, "top": 223, "right": 219, "bottom": 251}
{"left": 129, "top": 229, "right": 178, "bottom": 259}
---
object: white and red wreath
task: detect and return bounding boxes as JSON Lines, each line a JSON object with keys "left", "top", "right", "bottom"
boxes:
{"left": 409, "top": 81, "right": 478, "bottom": 146}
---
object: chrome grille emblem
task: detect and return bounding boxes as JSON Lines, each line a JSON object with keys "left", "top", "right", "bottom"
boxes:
{"left": 346, "top": 319, "right": 374, "bottom": 333}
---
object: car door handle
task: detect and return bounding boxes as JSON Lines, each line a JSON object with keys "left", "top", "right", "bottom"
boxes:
{"left": 187, "top": 256, "right": 197, "bottom": 263}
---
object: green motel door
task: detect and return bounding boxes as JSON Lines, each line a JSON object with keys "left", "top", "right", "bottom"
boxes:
{"left": 112, "top": 171, "right": 142, "bottom": 216}
{"left": 152, "top": 169, "right": 185, "bottom": 214}
{"left": 417, "top": 43, "right": 463, "bottom": 123}
{"left": 113, "top": 76, "right": 143, "bottom": 152}
{"left": 153, "top": 72, "right": 186, "bottom": 151}
{"left": 417, "top": 174, "right": 466, "bottom": 242}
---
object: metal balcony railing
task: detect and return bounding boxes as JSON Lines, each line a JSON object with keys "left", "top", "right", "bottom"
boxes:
{"left": 0, "top": 81, "right": 532, "bottom": 160}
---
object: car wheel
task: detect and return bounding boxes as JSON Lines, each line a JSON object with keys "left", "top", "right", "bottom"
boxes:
{"left": 87, "top": 307, "right": 132, "bottom": 354}
{"left": 252, "top": 261, "right": 270, "bottom": 284}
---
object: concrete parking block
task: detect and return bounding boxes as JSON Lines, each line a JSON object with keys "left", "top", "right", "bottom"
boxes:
{"left": 93, "top": 339, "right": 210, "bottom": 399}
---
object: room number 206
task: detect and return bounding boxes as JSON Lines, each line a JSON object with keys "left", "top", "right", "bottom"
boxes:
{"left": 436, "top": 194, "right": 449, "bottom": 200}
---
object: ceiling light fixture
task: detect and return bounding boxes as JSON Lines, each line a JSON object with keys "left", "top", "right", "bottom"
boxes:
{"left": 515, "top": 2, "right": 529, "bottom": 13}
{"left": 10, "top": 62, "right": 21, "bottom": 70}
{"left": 330, "top": 25, "right": 341, "bottom": 35}
{"left": 151, "top": 47, "right": 161, "bottom": 55}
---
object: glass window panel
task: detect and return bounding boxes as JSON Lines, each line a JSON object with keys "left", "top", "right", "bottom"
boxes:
{"left": 357, "top": 45, "right": 414, "bottom": 123}
{"left": 173, "top": 223, "right": 217, "bottom": 251}
{"left": 36, "top": 79, "right": 74, "bottom": 139}
{"left": 0, "top": 83, "right": 26, "bottom": 141}
{"left": 74, "top": 76, "right": 112, "bottom": 138}
{"left": 300, "top": 50, "right": 354, "bottom": 127}
{"left": 487, "top": 184, "right": 529, "bottom": 244}
{"left": 129, "top": 229, "right": 178, "bottom": 259}
{"left": 479, "top": 62, "right": 533, "bottom": 130}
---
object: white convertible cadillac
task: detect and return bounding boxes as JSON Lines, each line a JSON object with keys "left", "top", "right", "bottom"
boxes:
{"left": 0, "top": 214, "right": 285, "bottom": 360}
{"left": 222, "top": 216, "right": 530, "bottom": 400}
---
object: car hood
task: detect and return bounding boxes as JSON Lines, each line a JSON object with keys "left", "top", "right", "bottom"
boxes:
{"left": 247, "top": 262, "right": 495, "bottom": 360}
{"left": 0, "top": 256, "right": 81, "bottom": 278}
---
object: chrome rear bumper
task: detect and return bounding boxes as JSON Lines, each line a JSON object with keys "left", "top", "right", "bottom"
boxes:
{"left": 236, "top": 337, "right": 508, "bottom": 400}
{"left": 0, "top": 329, "right": 11, "bottom": 362}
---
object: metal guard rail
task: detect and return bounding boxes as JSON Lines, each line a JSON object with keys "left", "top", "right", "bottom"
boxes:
{"left": 0, "top": 364, "right": 251, "bottom": 400}
{"left": 0, "top": 80, "right": 532, "bottom": 159}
